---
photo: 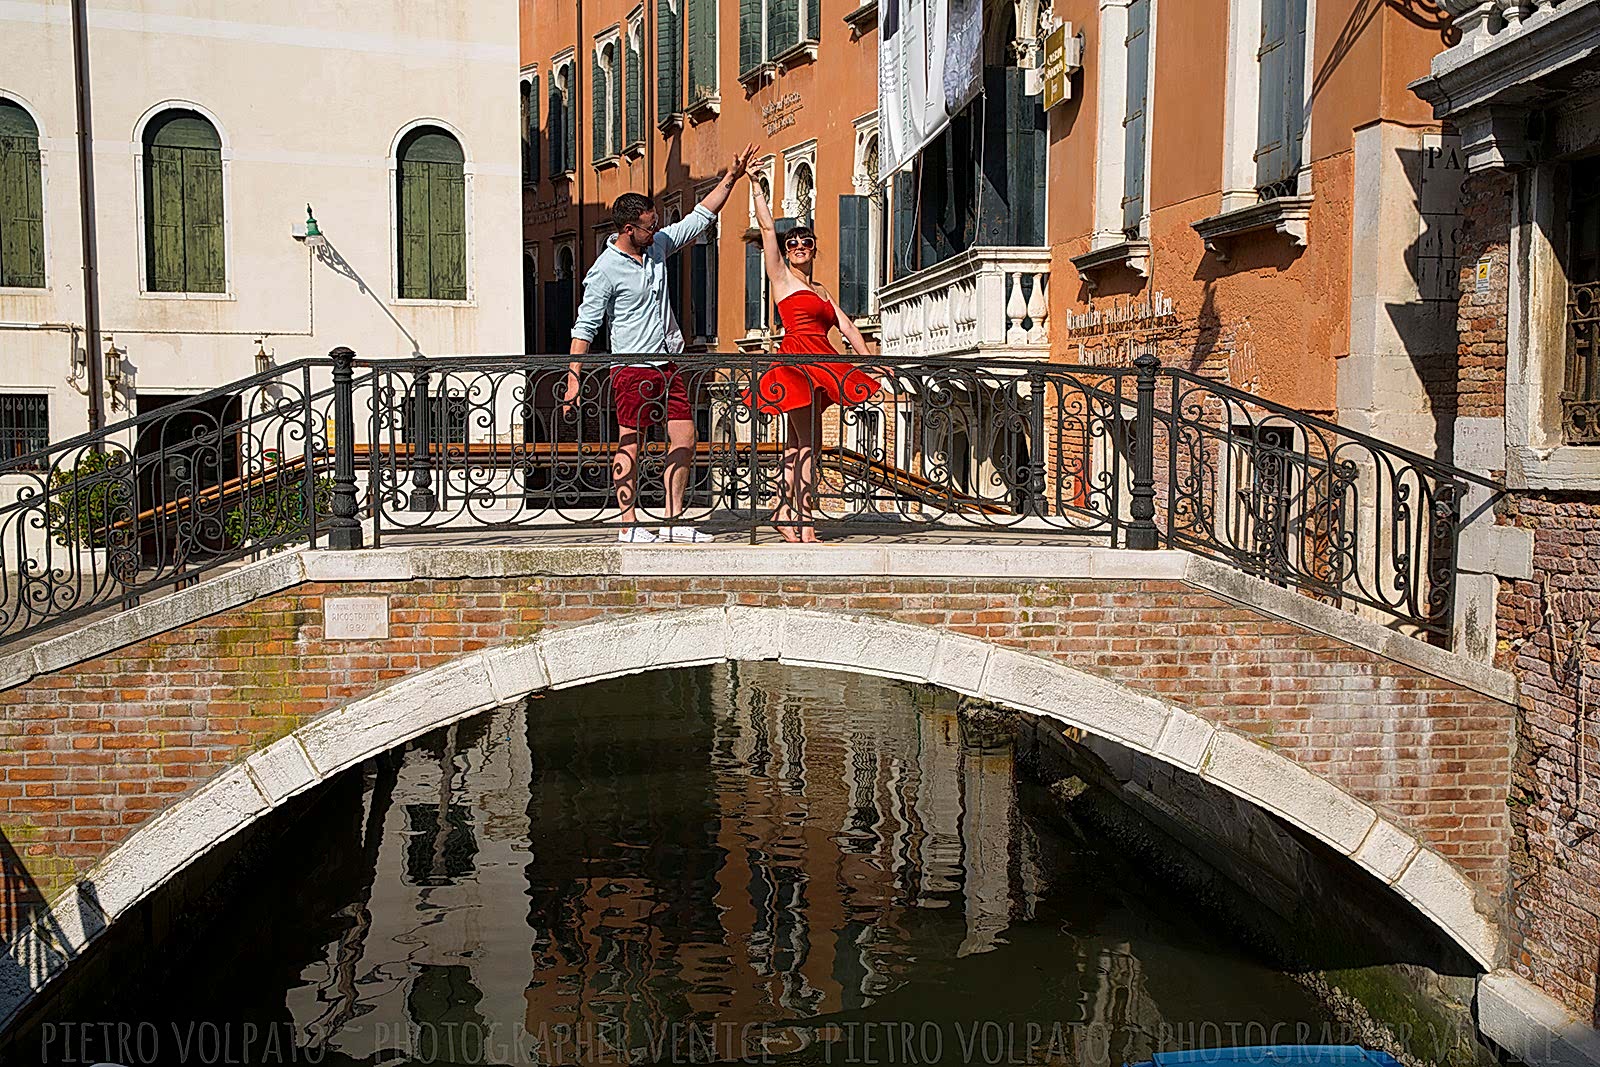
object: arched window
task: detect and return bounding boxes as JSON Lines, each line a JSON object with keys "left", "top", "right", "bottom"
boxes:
{"left": 793, "top": 162, "right": 814, "bottom": 226}
{"left": 0, "top": 97, "right": 44, "bottom": 289}
{"left": 396, "top": 126, "right": 467, "bottom": 302}
{"left": 143, "top": 109, "right": 224, "bottom": 294}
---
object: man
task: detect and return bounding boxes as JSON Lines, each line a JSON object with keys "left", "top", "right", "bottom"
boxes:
{"left": 565, "top": 144, "right": 757, "bottom": 543}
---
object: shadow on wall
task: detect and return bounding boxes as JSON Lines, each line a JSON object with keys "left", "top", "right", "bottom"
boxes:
{"left": 1384, "top": 141, "right": 1465, "bottom": 464}
{"left": 0, "top": 834, "right": 106, "bottom": 1029}
{"left": 1312, "top": 0, "right": 1458, "bottom": 110}
{"left": 314, "top": 240, "right": 425, "bottom": 358}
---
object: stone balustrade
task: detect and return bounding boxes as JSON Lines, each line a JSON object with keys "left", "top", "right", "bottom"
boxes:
{"left": 877, "top": 246, "right": 1051, "bottom": 360}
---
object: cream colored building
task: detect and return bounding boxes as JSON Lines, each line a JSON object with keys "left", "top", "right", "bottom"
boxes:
{"left": 0, "top": 0, "right": 522, "bottom": 453}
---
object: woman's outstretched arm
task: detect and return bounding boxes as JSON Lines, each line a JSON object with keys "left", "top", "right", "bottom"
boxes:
{"left": 751, "top": 182, "right": 795, "bottom": 298}
{"left": 821, "top": 287, "right": 874, "bottom": 355}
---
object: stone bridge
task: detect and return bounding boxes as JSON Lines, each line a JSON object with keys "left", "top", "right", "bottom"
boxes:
{"left": 0, "top": 542, "right": 1527, "bottom": 1045}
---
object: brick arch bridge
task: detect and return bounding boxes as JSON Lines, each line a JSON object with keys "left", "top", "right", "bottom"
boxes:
{"left": 0, "top": 543, "right": 1518, "bottom": 1036}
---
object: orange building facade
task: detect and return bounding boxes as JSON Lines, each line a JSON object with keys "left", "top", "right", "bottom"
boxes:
{"left": 519, "top": 0, "right": 884, "bottom": 357}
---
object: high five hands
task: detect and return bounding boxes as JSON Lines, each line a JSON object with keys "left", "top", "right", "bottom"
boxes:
{"left": 725, "top": 143, "right": 758, "bottom": 186}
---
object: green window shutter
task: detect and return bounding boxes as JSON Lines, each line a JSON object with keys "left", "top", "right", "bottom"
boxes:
{"left": 183, "top": 148, "right": 225, "bottom": 293}
{"left": 146, "top": 145, "right": 187, "bottom": 293}
{"left": 530, "top": 74, "right": 542, "bottom": 183}
{"left": 1256, "top": 0, "right": 1295, "bottom": 192}
{"left": 548, "top": 80, "right": 564, "bottom": 175}
{"left": 0, "top": 133, "right": 46, "bottom": 289}
{"left": 892, "top": 170, "right": 915, "bottom": 279}
{"left": 626, "top": 36, "right": 642, "bottom": 145}
{"left": 592, "top": 50, "right": 606, "bottom": 160}
{"left": 1121, "top": 0, "right": 1149, "bottom": 235}
{"left": 611, "top": 48, "right": 623, "bottom": 155}
{"left": 744, "top": 241, "right": 762, "bottom": 330}
{"left": 429, "top": 164, "right": 467, "bottom": 301}
{"left": 397, "top": 164, "right": 432, "bottom": 299}
{"left": 739, "top": 0, "right": 760, "bottom": 76}
{"left": 838, "top": 195, "right": 868, "bottom": 318}
{"left": 520, "top": 81, "right": 531, "bottom": 181}
{"left": 657, "top": 0, "right": 682, "bottom": 122}
{"left": 805, "top": 0, "right": 819, "bottom": 43}
{"left": 688, "top": 0, "right": 717, "bottom": 104}
{"left": 1281, "top": 0, "right": 1308, "bottom": 193}
{"left": 771, "top": 0, "right": 799, "bottom": 58}
{"left": 691, "top": 240, "right": 709, "bottom": 338}
{"left": 565, "top": 71, "right": 578, "bottom": 171}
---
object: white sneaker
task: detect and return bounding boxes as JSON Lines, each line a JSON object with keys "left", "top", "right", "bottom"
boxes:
{"left": 662, "top": 526, "right": 715, "bottom": 543}
{"left": 618, "top": 527, "right": 659, "bottom": 543}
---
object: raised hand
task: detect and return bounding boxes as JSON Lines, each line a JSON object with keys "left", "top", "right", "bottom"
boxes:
{"left": 728, "top": 143, "right": 758, "bottom": 183}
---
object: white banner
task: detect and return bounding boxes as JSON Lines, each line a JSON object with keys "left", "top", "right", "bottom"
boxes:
{"left": 879, "top": 0, "right": 982, "bottom": 181}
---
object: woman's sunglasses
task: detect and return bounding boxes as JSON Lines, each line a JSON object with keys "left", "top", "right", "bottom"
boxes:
{"left": 785, "top": 237, "right": 816, "bottom": 250}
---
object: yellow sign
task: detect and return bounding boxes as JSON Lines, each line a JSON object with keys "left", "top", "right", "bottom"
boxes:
{"left": 1042, "top": 25, "right": 1070, "bottom": 111}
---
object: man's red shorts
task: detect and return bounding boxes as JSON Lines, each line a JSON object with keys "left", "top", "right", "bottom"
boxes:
{"left": 610, "top": 363, "right": 692, "bottom": 429}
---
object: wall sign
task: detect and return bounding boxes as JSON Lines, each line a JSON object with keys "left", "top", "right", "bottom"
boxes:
{"left": 762, "top": 92, "right": 804, "bottom": 137}
{"left": 1475, "top": 255, "right": 1493, "bottom": 294}
{"left": 1064, "top": 291, "right": 1177, "bottom": 337}
{"left": 325, "top": 596, "right": 390, "bottom": 641}
{"left": 531, "top": 191, "right": 572, "bottom": 227}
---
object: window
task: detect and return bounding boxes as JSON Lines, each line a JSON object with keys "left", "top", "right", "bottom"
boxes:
{"left": 544, "top": 243, "right": 576, "bottom": 354}
{"left": 625, "top": 14, "right": 644, "bottom": 150}
{"left": 741, "top": 0, "right": 814, "bottom": 78}
{"left": 658, "top": 0, "right": 683, "bottom": 123}
{"left": 524, "top": 246, "right": 539, "bottom": 354}
{"left": 688, "top": 0, "right": 720, "bottom": 108}
{"left": 839, "top": 194, "right": 871, "bottom": 319}
{"left": 549, "top": 58, "right": 575, "bottom": 177}
{"left": 142, "top": 109, "right": 224, "bottom": 294}
{"left": 396, "top": 126, "right": 467, "bottom": 302}
{"left": 0, "top": 98, "right": 44, "bottom": 289}
{"left": 792, "top": 163, "right": 814, "bottom": 225}
{"left": 691, "top": 216, "right": 719, "bottom": 342}
{"left": 1563, "top": 157, "right": 1600, "bottom": 444}
{"left": 593, "top": 37, "right": 621, "bottom": 163}
{"left": 1122, "top": 0, "right": 1151, "bottom": 237}
{"left": 745, "top": 241, "right": 769, "bottom": 333}
{"left": 522, "top": 72, "right": 541, "bottom": 184}
{"left": 1256, "top": 0, "right": 1309, "bottom": 198}
{"left": 0, "top": 395, "right": 48, "bottom": 467}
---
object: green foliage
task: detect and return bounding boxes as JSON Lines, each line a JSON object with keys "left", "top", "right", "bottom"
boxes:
{"left": 46, "top": 448, "right": 132, "bottom": 549}
{"left": 224, "top": 475, "right": 332, "bottom": 548}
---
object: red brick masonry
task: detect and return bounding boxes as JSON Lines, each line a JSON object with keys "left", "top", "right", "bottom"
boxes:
{"left": 0, "top": 570, "right": 1515, "bottom": 937}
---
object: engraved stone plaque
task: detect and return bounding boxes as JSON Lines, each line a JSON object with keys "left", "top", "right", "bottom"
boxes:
{"left": 324, "top": 595, "right": 390, "bottom": 640}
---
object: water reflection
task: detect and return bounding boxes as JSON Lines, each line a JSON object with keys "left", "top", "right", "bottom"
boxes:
{"left": 45, "top": 664, "right": 1334, "bottom": 1066}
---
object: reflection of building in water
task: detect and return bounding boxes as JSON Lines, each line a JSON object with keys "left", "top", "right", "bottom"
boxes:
{"left": 515, "top": 663, "right": 1043, "bottom": 1062}
{"left": 284, "top": 708, "right": 537, "bottom": 1061}
{"left": 278, "top": 665, "right": 1204, "bottom": 1067}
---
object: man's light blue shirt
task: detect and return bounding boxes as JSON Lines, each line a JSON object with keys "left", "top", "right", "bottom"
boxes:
{"left": 571, "top": 204, "right": 715, "bottom": 364}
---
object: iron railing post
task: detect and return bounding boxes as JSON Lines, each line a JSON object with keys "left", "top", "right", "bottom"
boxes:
{"left": 328, "top": 347, "right": 363, "bottom": 551}
{"left": 1429, "top": 480, "right": 1463, "bottom": 643}
{"left": 1128, "top": 352, "right": 1161, "bottom": 550}
{"left": 409, "top": 360, "right": 437, "bottom": 511}
{"left": 1028, "top": 368, "right": 1047, "bottom": 517}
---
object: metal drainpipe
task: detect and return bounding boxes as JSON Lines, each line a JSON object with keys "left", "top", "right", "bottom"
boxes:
{"left": 71, "top": 0, "right": 104, "bottom": 433}
{"left": 575, "top": 0, "right": 587, "bottom": 280}
{"left": 644, "top": 0, "right": 654, "bottom": 197}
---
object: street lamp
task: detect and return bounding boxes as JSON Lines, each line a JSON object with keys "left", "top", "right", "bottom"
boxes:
{"left": 254, "top": 339, "right": 272, "bottom": 377}
{"left": 303, "top": 205, "right": 327, "bottom": 252}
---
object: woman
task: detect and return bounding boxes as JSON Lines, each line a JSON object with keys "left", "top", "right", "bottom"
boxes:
{"left": 745, "top": 182, "right": 879, "bottom": 543}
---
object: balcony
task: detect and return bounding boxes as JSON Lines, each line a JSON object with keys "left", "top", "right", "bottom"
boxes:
{"left": 877, "top": 247, "right": 1051, "bottom": 361}
{"left": 1414, "top": 0, "right": 1600, "bottom": 171}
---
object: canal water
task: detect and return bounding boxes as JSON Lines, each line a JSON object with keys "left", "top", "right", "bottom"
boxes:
{"left": 37, "top": 664, "right": 1341, "bottom": 1066}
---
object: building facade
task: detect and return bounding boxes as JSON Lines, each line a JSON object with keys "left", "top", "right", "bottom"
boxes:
{"left": 0, "top": 0, "right": 523, "bottom": 453}
{"left": 1411, "top": 0, "right": 1600, "bottom": 1034}
{"left": 519, "top": 0, "right": 883, "bottom": 357}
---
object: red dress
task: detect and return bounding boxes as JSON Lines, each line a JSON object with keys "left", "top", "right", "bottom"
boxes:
{"left": 746, "top": 289, "right": 880, "bottom": 414}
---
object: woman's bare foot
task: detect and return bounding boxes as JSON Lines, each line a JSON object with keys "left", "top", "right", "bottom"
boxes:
{"left": 772, "top": 506, "right": 803, "bottom": 543}
{"left": 799, "top": 520, "right": 821, "bottom": 543}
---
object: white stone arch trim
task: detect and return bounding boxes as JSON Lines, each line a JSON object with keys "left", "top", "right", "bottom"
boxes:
{"left": 386, "top": 117, "right": 476, "bottom": 306}
{"left": 0, "top": 89, "right": 53, "bottom": 293}
{"left": 0, "top": 607, "right": 1504, "bottom": 1035}
{"left": 130, "top": 99, "right": 235, "bottom": 300}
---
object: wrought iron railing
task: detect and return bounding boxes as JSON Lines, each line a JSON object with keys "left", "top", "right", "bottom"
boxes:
{"left": 0, "top": 350, "right": 1497, "bottom": 648}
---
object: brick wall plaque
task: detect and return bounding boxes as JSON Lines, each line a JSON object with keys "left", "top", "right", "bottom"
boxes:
{"left": 324, "top": 595, "right": 390, "bottom": 640}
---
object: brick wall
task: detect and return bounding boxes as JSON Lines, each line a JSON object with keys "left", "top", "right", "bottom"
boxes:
{"left": 0, "top": 572, "right": 1514, "bottom": 947}
{"left": 1447, "top": 168, "right": 1600, "bottom": 1021}
{"left": 1455, "top": 171, "right": 1514, "bottom": 422}
{"left": 1496, "top": 494, "right": 1600, "bottom": 1022}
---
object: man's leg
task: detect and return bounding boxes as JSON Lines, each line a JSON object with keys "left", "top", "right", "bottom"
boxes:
{"left": 614, "top": 428, "right": 642, "bottom": 524}
{"left": 664, "top": 418, "right": 694, "bottom": 520}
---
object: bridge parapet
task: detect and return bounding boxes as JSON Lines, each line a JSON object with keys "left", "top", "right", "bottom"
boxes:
{"left": 0, "top": 352, "right": 1499, "bottom": 651}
